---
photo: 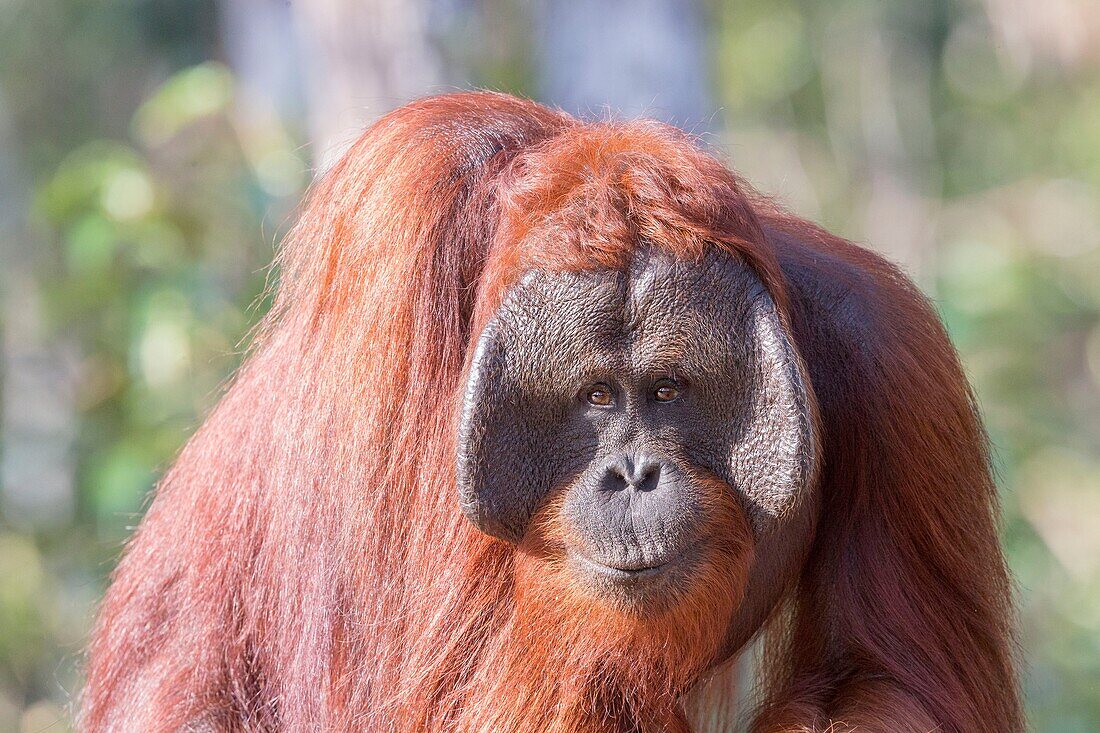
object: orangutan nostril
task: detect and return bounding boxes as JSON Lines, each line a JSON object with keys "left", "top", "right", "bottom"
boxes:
{"left": 605, "top": 453, "right": 662, "bottom": 492}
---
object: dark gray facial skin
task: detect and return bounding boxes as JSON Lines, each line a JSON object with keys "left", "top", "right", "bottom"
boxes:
{"left": 457, "top": 247, "right": 817, "bottom": 620}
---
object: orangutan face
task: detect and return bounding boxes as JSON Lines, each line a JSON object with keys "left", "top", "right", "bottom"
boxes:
{"left": 457, "top": 246, "right": 816, "bottom": 614}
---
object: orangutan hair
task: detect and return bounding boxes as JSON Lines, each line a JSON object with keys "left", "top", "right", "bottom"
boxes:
{"left": 81, "top": 92, "right": 1022, "bottom": 733}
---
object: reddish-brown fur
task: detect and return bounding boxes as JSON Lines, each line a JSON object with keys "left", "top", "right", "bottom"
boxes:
{"left": 80, "top": 92, "right": 1022, "bottom": 732}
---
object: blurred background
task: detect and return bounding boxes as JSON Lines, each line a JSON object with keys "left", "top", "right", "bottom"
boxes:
{"left": 1, "top": 0, "right": 1098, "bottom": 730}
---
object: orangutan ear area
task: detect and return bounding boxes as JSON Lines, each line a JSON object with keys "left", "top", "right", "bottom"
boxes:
{"left": 79, "top": 92, "right": 1023, "bottom": 733}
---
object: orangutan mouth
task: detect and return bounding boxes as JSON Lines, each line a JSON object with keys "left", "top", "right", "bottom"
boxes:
{"left": 570, "top": 551, "right": 675, "bottom": 582}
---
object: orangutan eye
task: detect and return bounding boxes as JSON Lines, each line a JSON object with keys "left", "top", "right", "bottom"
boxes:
{"left": 653, "top": 379, "right": 680, "bottom": 403}
{"left": 584, "top": 383, "right": 614, "bottom": 407}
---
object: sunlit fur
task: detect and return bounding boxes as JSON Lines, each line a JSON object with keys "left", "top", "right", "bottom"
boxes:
{"left": 80, "top": 92, "right": 1022, "bottom": 732}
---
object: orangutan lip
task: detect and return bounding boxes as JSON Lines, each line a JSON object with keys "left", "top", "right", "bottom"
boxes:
{"left": 571, "top": 552, "right": 669, "bottom": 580}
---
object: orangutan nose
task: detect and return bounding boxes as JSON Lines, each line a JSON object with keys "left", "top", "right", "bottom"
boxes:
{"left": 604, "top": 453, "right": 662, "bottom": 492}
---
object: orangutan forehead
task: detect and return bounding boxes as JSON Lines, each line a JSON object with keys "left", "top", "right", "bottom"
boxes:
{"left": 490, "top": 247, "right": 762, "bottom": 381}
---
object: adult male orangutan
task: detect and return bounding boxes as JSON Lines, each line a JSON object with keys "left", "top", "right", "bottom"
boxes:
{"left": 81, "top": 92, "right": 1023, "bottom": 732}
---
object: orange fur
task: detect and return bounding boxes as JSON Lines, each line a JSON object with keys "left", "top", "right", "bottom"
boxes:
{"left": 417, "top": 474, "right": 754, "bottom": 733}
{"left": 81, "top": 92, "right": 1022, "bottom": 732}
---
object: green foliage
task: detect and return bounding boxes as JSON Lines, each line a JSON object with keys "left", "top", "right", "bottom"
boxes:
{"left": 1, "top": 4, "right": 301, "bottom": 728}
{"left": 34, "top": 96, "right": 287, "bottom": 541}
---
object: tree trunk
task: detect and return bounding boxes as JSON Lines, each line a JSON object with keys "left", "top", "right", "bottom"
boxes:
{"left": 291, "top": 0, "right": 446, "bottom": 168}
{"left": 535, "top": 0, "right": 713, "bottom": 130}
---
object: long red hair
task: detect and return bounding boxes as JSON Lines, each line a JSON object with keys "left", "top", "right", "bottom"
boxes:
{"left": 81, "top": 92, "right": 1022, "bottom": 733}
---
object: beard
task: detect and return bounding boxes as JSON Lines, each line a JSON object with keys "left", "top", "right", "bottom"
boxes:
{"left": 437, "top": 476, "right": 753, "bottom": 733}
